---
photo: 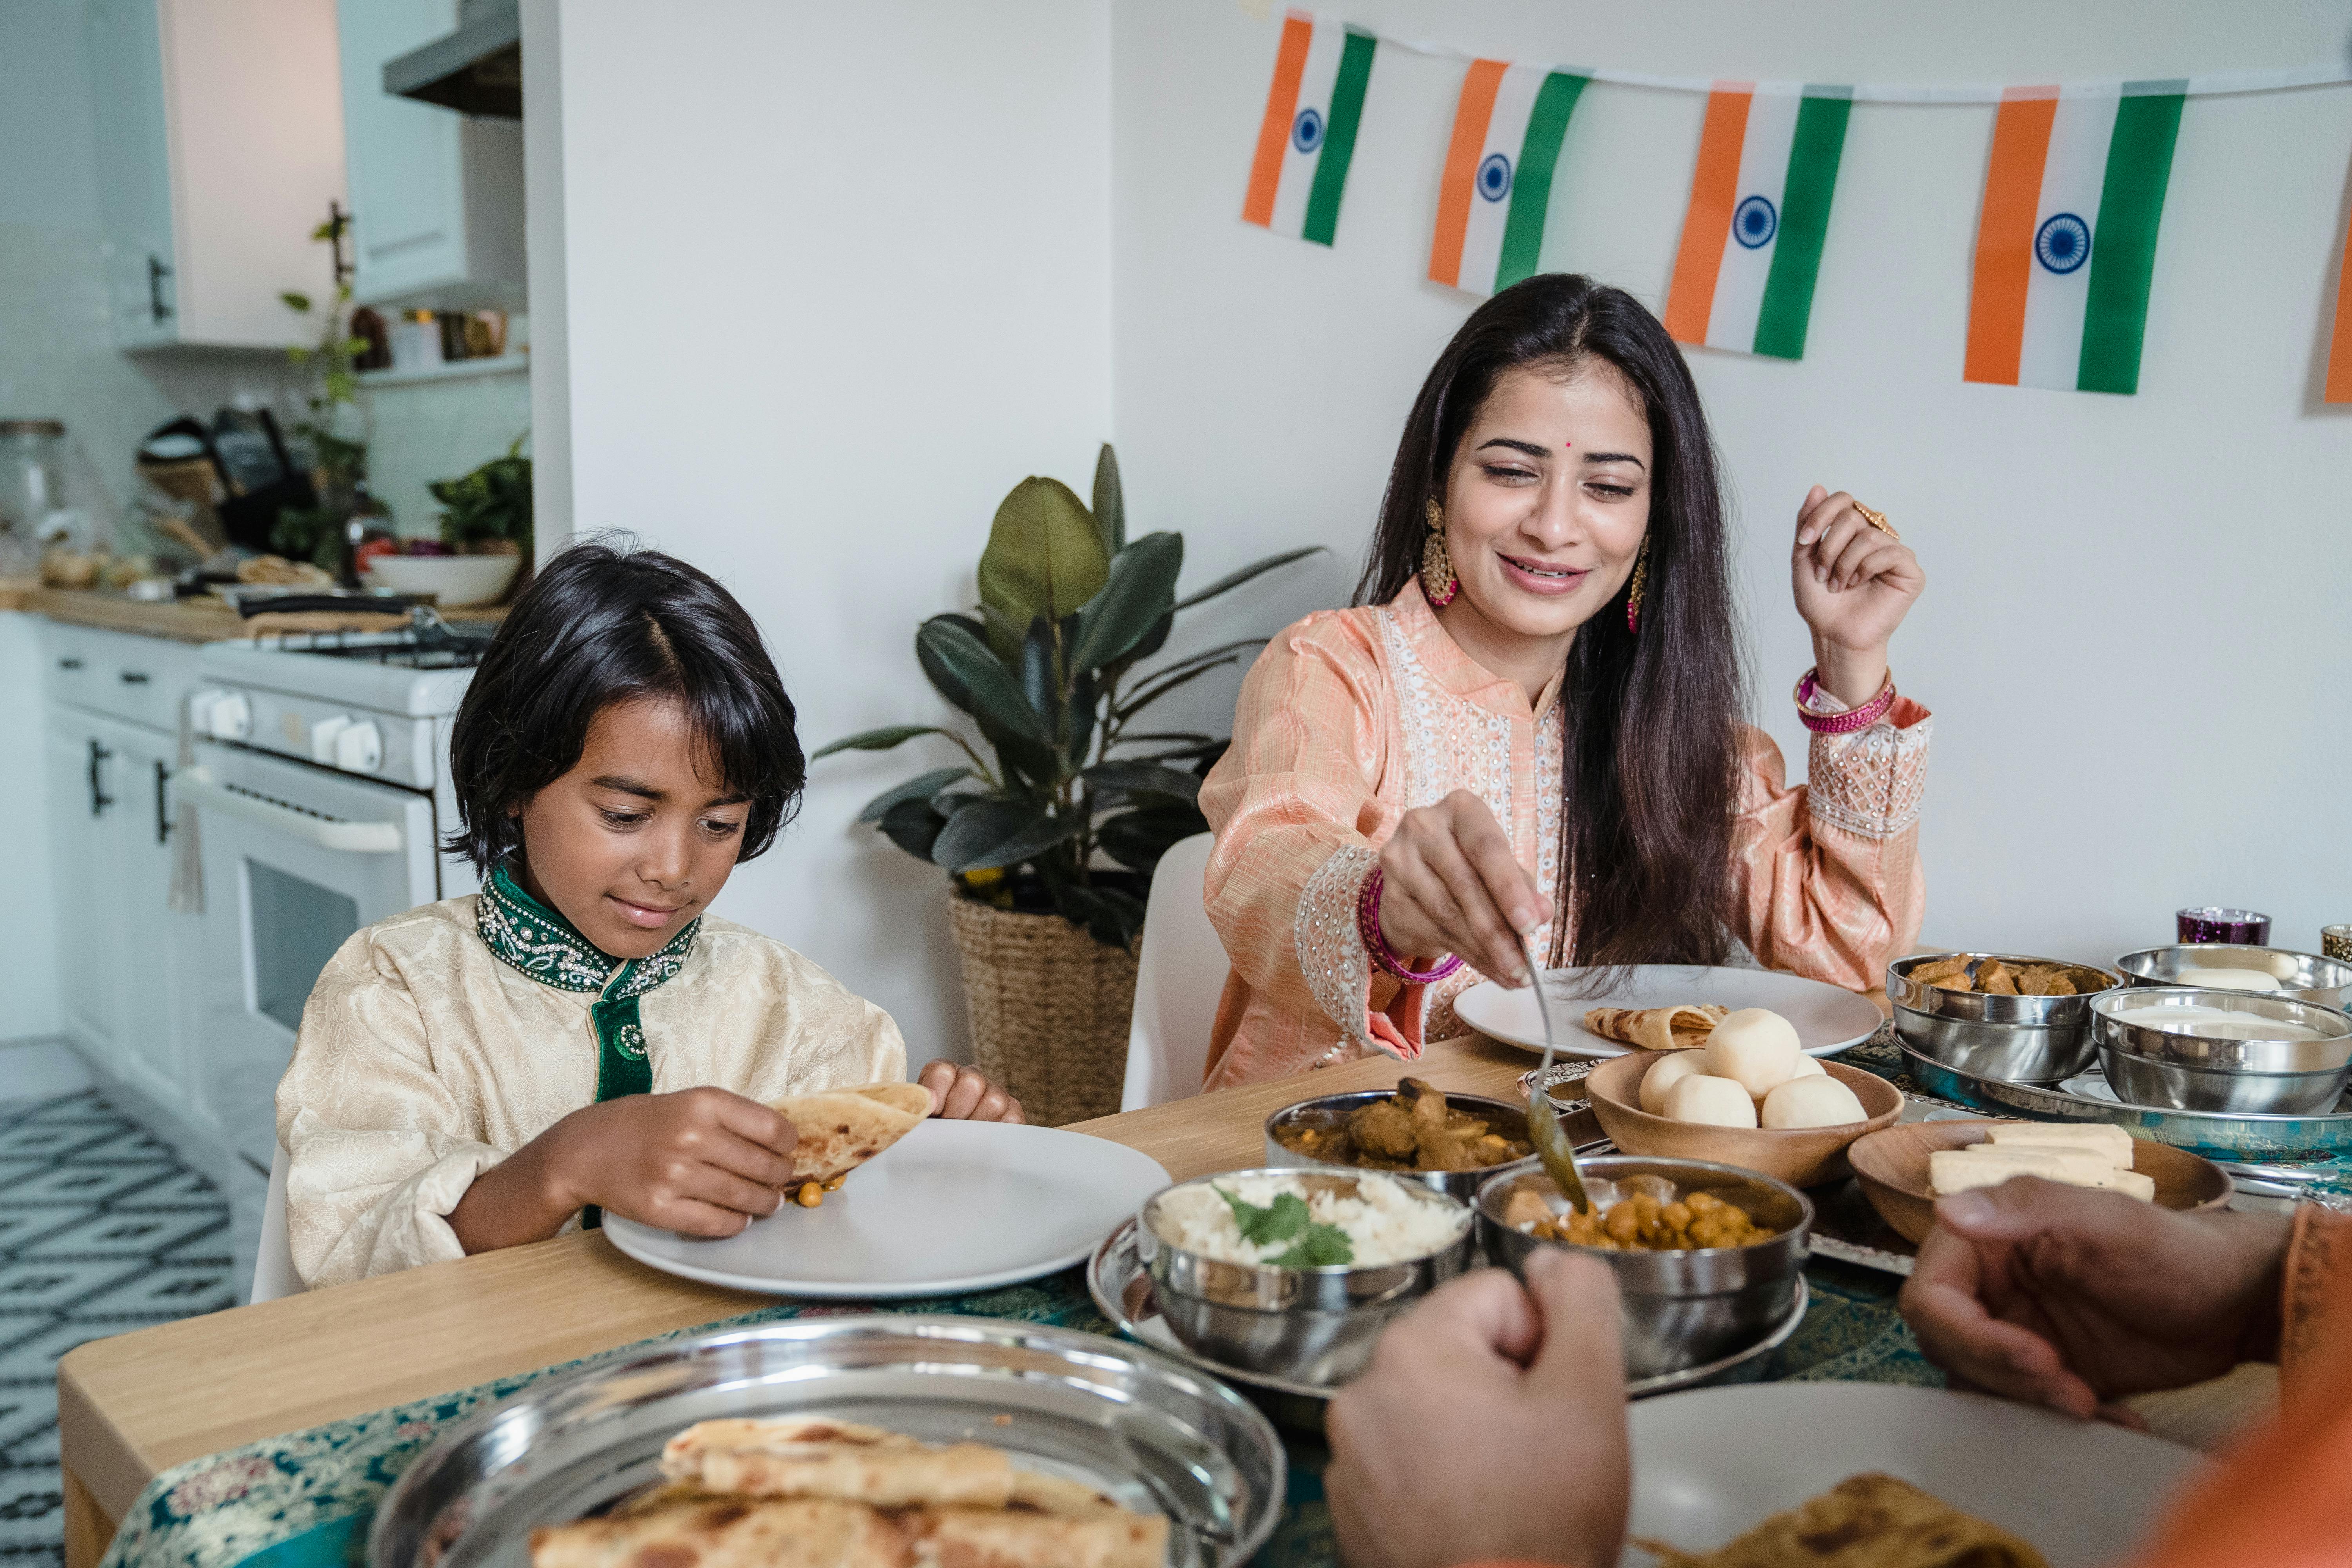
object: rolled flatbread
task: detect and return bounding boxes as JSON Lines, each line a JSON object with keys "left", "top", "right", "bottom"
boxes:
{"left": 661, "top": 1418, "right": 1012, "bottom": 1509}
{"left": 768, "top": 1084, "right": 933, "bottom": 1184}
{"left": 1634, "top": 1472, "right": 2049, "bottom": 1568}
{"left": 530, "top": 1495, "right": 915, "bottom": 1568}
{"left": 1583, "top": 1004, "right": 1729, "bottom": 1053}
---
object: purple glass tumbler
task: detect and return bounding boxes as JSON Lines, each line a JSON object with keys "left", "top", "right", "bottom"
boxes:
{"left": 2176, "top": 907, "right": 2271, "bottom": 945}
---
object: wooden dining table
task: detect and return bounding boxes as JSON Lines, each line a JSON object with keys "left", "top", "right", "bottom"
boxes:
{"left": 54, "top": 1029, "right": 1591, "bottom": 1568}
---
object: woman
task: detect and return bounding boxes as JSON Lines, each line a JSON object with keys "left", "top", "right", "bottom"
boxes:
{"left": 1199, "top": 274, "right": 1928, "bottom": 1087}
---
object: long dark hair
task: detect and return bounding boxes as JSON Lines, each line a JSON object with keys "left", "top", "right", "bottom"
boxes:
{"left": 1356, "top": 273, "right": 1744, "bottom": 968}
{"left": 445, "top": 539, "right": 806, "bottom": 875}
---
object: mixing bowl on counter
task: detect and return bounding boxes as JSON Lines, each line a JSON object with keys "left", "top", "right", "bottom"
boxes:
{"left": 1134, "top": 1169, "right": 1475, "bottom": 1387}
{"left": 1887, "top": 952, "right": 2123, "bottom": 1084}
{"left": 1475, "top": 1157, "right": 1812, "bottom": 1379}
{"left": 2114, "top": 945, "right": 2352, "bottom": 1011}
{"left": 2090, "top": 988, "right": 2352, "bottom": 1116}
{"left": 1262, "top": 1081, "right": 1538, "bottom": 1203}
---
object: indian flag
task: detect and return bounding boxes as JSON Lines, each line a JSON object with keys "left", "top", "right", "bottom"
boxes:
{"left": 1241, "top": 12, "right": 1377, "bottom": 247}
{"left": 1663, "top": 85, "right": 1852, "bottom": 360}
{"left": 1964, "top": 82, "right": 2186, "bottom": 395}
{"left": 1427, "top": 61, "right": 1589, "bottom": 296}
{"left": 2328, "top": 197, "right": 2352, "bottom": 402}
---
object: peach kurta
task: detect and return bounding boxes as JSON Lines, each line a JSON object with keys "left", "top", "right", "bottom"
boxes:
{"left": 1197, "top": 586, "right": 1930, "bottom": 1089}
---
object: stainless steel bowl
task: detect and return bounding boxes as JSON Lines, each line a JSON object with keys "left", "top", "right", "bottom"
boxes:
{"left": 2091, "top": 988, "right": 2352, "bottom": 1115}
{"left": 1887, "top": 951, "right": 2123, "bottom": 1083}
{"left": 1136, "top": 1169, "right": 1475, "bottom": 1386}
{"left": 1262, "top": 1089, "right": 1539, "bottom": 1204}
{"left": 1475, "top": 1156, "right": 1813, "bottom": 1380}
{"left": 2115, "top": 945, "right": 2352, "bottom": 1010}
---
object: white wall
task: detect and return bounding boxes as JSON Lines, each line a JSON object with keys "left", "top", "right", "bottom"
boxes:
{"left": 552, "top": 0, "right": 1115, "bottom": 1060}
{"left": 1112, "top": 0, "right": 2352, "bottom": 970}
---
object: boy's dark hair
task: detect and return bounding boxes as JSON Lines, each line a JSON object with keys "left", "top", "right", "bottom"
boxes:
{"left": 443, "top": 540, "right": 804, "bottom": 875}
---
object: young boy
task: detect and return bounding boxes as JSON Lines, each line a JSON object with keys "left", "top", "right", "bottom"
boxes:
{"left": 276, "top": 543, "right": 1019, "bottom": 1288}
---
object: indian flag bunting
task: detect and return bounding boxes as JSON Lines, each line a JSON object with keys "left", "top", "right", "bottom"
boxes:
{"left": 2327, "top": 185, "right": 2352, "bottom": 402}
{"left": 1664, "top": 85, "right": 1852, "bottom": 360}
{"left": 1964, "top": 82, "right": 2186, "bottom": 394}
{"left": 1242, "top": 11, "right": 1378, "bottom": 246}
{"left": 1428, "top": 61, "right": 1589, "bottom": 296}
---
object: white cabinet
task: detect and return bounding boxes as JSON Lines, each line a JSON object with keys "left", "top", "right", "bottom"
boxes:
{"left": 85, "top": 0, "right": 348, "bottom": 350}
{"left": 41, "top": 627, "right": 209, "bottom": 1125}
{"left": 338, "top": 0, "right": 526, "bottom": 309}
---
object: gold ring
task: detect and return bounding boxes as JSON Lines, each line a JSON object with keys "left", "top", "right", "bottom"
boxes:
{"left": 1853, "top": 503, "right": 1900, "bottom": 541}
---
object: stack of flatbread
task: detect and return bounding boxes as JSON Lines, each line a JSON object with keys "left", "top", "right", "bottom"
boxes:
{"left": 529, "top": 1417, "right": 1167, "bottom": 1568}
{"left": 1635, "top": 1472, "right": 2048, "bottom": 1567}
{"left": 1584, "top": 1004, "right": 1730, "bottom": 1053}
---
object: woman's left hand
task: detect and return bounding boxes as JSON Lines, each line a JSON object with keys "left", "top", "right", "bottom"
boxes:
{"left": 918, "top": 1060, "right": 1025, "bottom": 1123}
{"left": 1792, "top": 486, "right": 1924, "bottom": 704}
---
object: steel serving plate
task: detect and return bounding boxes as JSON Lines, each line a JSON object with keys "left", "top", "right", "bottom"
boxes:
{"left": 1085, "top": 1218, "right": 1807, "bottom": 1431}
{"left": 367, "top": 1316, "right": 1285, "bottom": 1568}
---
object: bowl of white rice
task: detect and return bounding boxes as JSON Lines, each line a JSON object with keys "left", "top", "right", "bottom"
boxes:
{"left": 1136, "top": 1169, "right": 1474, "bottom": 1386}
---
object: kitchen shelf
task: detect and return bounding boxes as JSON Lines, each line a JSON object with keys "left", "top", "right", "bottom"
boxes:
{"left": 358, "top": 351, "right": 528, "bottom": 388}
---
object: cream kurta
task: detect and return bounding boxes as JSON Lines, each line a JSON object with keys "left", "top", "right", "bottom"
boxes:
{"left": 1198, "top": 585, "right": 1931, "bottom": 1088}
{"left": 275, "top": 896, "right": 905, "bottom": 1289}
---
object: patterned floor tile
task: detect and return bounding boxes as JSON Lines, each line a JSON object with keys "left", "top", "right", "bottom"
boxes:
{"left": 0, "top": 1089, "right": 232, "bottom": 1568}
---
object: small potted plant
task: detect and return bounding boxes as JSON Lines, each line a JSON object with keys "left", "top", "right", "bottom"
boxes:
{"left": 361, "top": 438, "right": 532, "bottom": 606}
{"left": 817, "top": 445, "right": 1319, "bottom": 1123}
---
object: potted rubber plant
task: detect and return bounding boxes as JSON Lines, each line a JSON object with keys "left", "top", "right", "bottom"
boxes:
{"left": 815, "top": 445, "right": 1319, "bottom": 1123}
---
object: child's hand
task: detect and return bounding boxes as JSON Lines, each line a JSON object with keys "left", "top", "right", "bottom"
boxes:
{"left": 555, "top": 1087, "right": 799, "bottom": 1236}
{"left": 918, "top": 1060, "right": 1025, "bottom": 1123}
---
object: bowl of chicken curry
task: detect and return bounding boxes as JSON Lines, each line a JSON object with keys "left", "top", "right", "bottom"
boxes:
{"left": 1264, "top": 1078, "right": 1538, "bottom": 1203}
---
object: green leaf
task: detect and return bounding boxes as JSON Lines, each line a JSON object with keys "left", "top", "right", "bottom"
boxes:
{"left": 1019, "top": 615, "right": 1058, "bottom": 727}
{"left": 1068, "top": 532, "right": 1183, "bottom": 676}
{"left": 280, "top": 290, "right": 312, "bottom": 314}
{"left": 1091, "top": 443, "right": 1125, "bottom": 554}
{"left": 1134, "top": 637, "right": 1268, "bottom": 688}
{"left": 1172, "top": 546, "right": 1327, "bottom": 611}
{"left": 1096, "top": 802, "right": 1209, "bottom": 873}
{"left": 1125, "top": 609, "right": 1175, "bottom": 666}
{"left": 855, "top": 765, "right": 973, "bottom": 823}
{"left": 812, "top": 724, "right": 954, "bottom": 760}
{"left": 1064, "top": 670, "right": 1097, "bottom": 769}
{"left": 1047, "top": 878, "right": 1147, "bottom": 947}
{"left": 1217, "top": 1187, "right": 1310, "bottom": 1246}
{"left": 915, "top": 618, "right": 1049, "bottom": 745}
{"left": 976, "top": 477, "right": 1109, "bottom": 662}
{"left": 934, "top": 797, "right": 1083, "bottom": 873}
{"left": 1080, "top": 760, "right": 1201, "bottom": 803}
{"left": 1270, "top": 1224, "right": 1356, "bottom": 1268}
{"left": 876, "top": 799, "right": 948, "bottom": 860}
{"left": 1114, "top": 654, "right": 1248, "bottom": 721}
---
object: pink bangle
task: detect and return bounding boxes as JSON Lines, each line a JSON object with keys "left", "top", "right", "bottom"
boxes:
{"left": 1794, "top": 668, "right": 1897, "bottom": 734}
{"left": 1357, "top": 867, "right": 1466, "bottom": 985}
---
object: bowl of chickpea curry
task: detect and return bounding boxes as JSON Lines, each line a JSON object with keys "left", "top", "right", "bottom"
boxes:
{"left": 1264, "top": 1078, "right": 1538, "bottom": 1203}
{"left": 1475, "top": 1156, "right": 1814, "bottom": 1379}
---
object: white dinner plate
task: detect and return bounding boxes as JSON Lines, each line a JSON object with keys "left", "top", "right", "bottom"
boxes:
{"left": 1622, "top": 1383, "right": 2207, "bottom": 1567}
{"left": 603, "top": 1118, "right": 1171, "bottom": 1299}
{"left": 1454, "top": 963, "right": 1885, "bottom": 1058}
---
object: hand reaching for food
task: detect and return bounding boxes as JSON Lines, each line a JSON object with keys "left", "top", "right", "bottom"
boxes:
{"left": 1376, "top": 789, "right": 1552, "bottom": 987}
{"left": 1791, "top": 485, "right": 1924, "bottom": 706}
{"left": 1325, "top": 1249, "right": 1629, "bottom": 1568}
{"left": 918, "top": 1060, "right": 1025, "bottom": 1123}
{"left": 1898, "top": 1178, "right": 2289, "bottom": 1420}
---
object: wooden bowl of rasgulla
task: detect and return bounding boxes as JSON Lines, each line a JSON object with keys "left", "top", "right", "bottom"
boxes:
{"left": 1584, "top": 1009, "right": 1902, "bottom": 1188}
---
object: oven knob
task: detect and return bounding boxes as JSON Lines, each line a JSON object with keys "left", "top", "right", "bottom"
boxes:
{"left": 209, "top": 691, "right": 251, "bottom": 741}
{"left": 334, "top": 720, "right": 383, "bottom": 773}
{"left": 310, "top": 714, "right": 352, "bottom": 764}
{"left": 188, "top": 688, "right": 225, "bottom": 733}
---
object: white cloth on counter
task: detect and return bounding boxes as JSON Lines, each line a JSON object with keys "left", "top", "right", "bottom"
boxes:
{"left": 275, "top": 895, "right": 907, "bottom": 1289}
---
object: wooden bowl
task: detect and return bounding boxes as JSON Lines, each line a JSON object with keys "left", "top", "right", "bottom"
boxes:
{"left": 1583, "top": 1051, "right": 1904, "bottom": 1190}
{"left": 1846, "top": 1120, "right": 2235, "bottom": 1245}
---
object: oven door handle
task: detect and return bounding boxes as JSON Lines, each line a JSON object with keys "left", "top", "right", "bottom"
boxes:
{"left": 177, "top": 766, "right": 405, "bottom": 855}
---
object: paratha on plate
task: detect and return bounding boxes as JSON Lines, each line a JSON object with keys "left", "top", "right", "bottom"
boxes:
{"left": 1633, "top": 1472, "right": 2049, "bottom": 1568}
{"left": 1584, "top": 1004, "right": 1730, "bottom": 1053}
{"left": 771, "top": 1084, "right": 933, "bottom": 1185}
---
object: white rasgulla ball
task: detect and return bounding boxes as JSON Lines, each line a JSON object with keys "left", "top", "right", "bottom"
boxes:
{"left": 1760, "top": 1075, "right": 1868, "bottom": 1129}
{"left": 1640, "top": 1051, "right": 1711, "bottom": 1115}
{"left": 1663, "top": 1074, "right": 1759, "bottom": 1128}
{"left": 1704, "top": 1009, "right": 1805, "bottom": 1097}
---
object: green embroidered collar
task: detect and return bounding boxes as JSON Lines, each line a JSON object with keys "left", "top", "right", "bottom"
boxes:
{"left": 476, "top": 863, "right": 699, "bottom": 1002}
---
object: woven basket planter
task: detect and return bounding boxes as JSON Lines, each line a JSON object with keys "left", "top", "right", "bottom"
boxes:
{"left": 946, "top": 893, "right": 1137, "bottom": 1127}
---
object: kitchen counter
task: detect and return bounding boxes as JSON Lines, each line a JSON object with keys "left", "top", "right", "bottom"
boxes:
{"left": 0, "top": 587, "right": 508, "bottom": 644}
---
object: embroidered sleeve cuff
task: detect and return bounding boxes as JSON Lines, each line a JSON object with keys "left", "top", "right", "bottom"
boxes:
{"left": 1806, "top": 697, "right": 1931, "bottom": 840}
{"left": 1295, "top": 844, "right": 1384, "bottom": 1054}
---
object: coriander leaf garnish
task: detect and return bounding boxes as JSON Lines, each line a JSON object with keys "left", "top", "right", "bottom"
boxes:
{"left": 1217, "top": 1186, "right": 1310, "bottom": 1245}
{"left": 1270, "top": 1222, "right": 1355, "bottom": 1268}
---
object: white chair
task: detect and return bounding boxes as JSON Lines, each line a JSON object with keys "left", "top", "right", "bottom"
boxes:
{"left": 1120, "top": 833, "right": 1229, "bottom": 1111}
{"left": 250, "top": 1143, "right": 307, "bottom": 1303}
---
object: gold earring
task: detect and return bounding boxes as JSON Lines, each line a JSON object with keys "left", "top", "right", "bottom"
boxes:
{"left": 1625, "top": 535, "right": 1650, "bottom": 634}
{"left": 1421, "top": 498, "right": 1458, "bottom": 608}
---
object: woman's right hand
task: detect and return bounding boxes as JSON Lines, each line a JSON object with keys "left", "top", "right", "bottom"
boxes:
{"left": 452, "top": 1087, "right": 799, "bottom": 1252}
{"left": 1376, "top": 789, "right": 1549, "bottom": 985}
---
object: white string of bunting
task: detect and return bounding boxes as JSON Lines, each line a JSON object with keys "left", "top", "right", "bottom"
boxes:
{"left": 1239, "top": 9, "right": 2352, "bottom": 401}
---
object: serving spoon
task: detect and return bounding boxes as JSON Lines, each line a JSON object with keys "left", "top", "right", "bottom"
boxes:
{"left": 1518, "top": 934, "right": 1591, "bottom": 1214}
